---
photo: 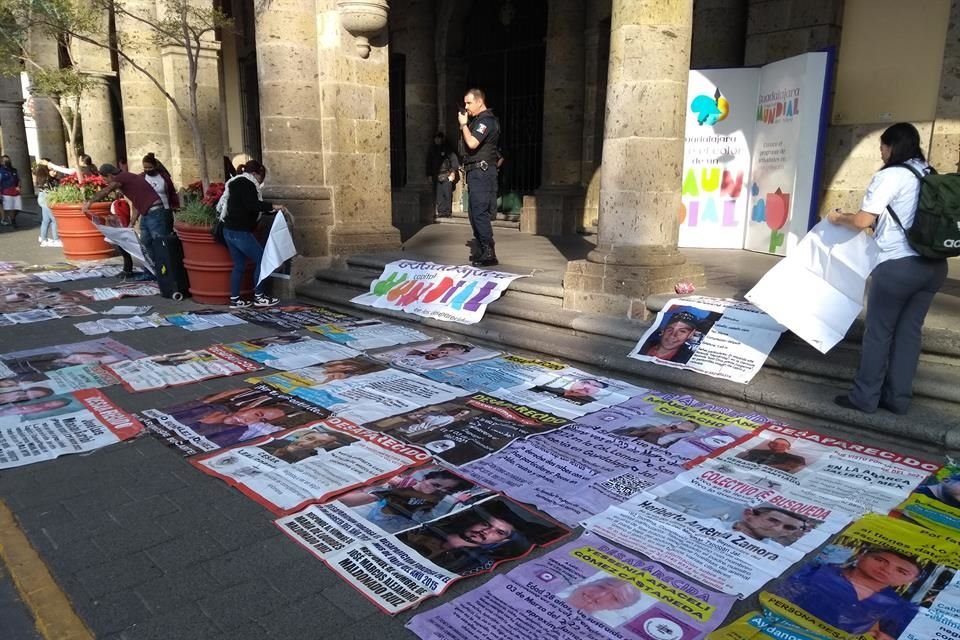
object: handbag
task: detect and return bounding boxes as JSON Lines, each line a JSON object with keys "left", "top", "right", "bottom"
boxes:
{"left": 211, "top": 220, "right": 227, "bottom": 245}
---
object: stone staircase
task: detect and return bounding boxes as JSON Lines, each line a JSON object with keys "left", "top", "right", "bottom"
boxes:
{"left": 298, "top": 253, "right": 960, "bottom": 457}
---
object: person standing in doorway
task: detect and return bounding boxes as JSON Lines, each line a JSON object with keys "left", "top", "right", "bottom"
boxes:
{"left": 428, "top": 132, "right": 459, "bottom": 219}
{"left": 458, "top": 88, "right": 501, "bottom": 267}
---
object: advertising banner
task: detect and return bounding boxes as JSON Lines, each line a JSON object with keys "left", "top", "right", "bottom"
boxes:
{"left": 193, "top": 417, "right": 431, "bottom": 514}
{"left": 276, "top": 495, "right": 569, "bottom": 613}
{"left": 220, "top": 335, "right": 361, "bottom": 371}
{"left": 105, "top": 346, "right": 263, "bottom": 392}
{"left": 408, "top": 533, "right": 737, "bottom": 640}
{"left": 351, "top": 260, "right": 526, "bottom": 325}
{"left": 307, "top": 319, "right": 431, "bottom": 351}
{"left": 628, "top": 296, "right": 785, "bottom": 384}
{"left": 584, "top": 467, "right": 850, "bottom": 597}
{"left": 422, "top": 354, "right": 571, "bottom": 393}
{"left": 0, "top": 389, "right": 142, "bottom": 468}
{"left": 140, "top": 384, "right": 332, "bottom": 456}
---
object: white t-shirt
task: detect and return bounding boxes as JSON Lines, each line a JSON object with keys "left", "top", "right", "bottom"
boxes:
{"left": 860, "top": 158, "right": 929, "bottom": 263}
{"left": 144, "top": 173, "right": 169, "bottom": 209}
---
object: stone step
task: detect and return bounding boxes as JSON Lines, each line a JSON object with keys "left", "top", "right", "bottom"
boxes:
{"left": 295, "top": 278, "right": 960, "bottom": 454}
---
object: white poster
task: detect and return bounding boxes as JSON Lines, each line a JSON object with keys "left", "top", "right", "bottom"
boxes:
{"left": 746, "top": 220, "right": 879, "bottom": 353}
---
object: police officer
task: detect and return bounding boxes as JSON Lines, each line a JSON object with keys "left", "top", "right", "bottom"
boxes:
{"left": 458, "top": 88, "right": 500, "bottom": 267}
{"left": 427, "top": 132, "right": 459, "bottom": 218}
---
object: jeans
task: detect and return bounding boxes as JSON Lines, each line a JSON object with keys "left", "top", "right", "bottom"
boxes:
{"left": 39, "top": 205, "right": 58, "bottom": 241}
{"left": 223, "top": 228, "right": 265, "bottom": 297}
{"left": 138, "top": 208, "right": 173, "bottom": 255}
{"left": 849, "top": 256, "right": 948, "bottom": 412}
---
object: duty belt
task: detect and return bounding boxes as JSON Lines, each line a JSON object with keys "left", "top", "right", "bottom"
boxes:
{"left": 463, "top": 160, "right": 490, "bottom": 172}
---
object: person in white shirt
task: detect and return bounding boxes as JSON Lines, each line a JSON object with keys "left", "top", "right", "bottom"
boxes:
{"left": 827, "top": 123, "right": 948, "bottom": 414}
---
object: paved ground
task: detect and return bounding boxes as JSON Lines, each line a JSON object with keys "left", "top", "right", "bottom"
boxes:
{"left": 0, "top": 213, "right": 945, "bottom": 638}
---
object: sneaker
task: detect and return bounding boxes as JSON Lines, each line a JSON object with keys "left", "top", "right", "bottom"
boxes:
{"left": 230, "top": 296, "right": 252, "bottom": 309}
{"left": 253, "top": 293, "right": 279, "bottom": 308}
{"left": 50, "top": 239, "right": 63, "bottom": 247}
{"left": 39, "top": 238, "right": 50, "bottom": 247}
{"left": 0, "top": 219, "right": 9, "bottom": 226}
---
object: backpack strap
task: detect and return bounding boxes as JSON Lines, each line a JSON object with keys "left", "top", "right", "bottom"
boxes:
{"left": 884, "top": 162, "right": 931, "bottom": 232}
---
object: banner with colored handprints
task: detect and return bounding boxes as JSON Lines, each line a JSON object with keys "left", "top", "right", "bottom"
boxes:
{"left": 351, "top": 260, "right": 526, "bottom": 325}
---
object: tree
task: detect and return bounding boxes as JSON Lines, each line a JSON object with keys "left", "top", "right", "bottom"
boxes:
{"left": 1, "top": 0, "right": 230, "bottom": 189}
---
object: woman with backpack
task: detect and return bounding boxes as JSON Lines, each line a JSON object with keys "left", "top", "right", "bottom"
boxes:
{"left": 827, "top": 122, "right": 947, "bottom": 415}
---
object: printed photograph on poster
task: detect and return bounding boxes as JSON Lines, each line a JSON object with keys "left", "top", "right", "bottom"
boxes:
{"left": 220, "top": 335, "right": 361, "bottom": 371}
{"left": 422, "top": 354, "right": 570, "bottom": 393}
{"left": 139, "top": 384, "right": 332, "bottom": 456}
{"left": 496, "top": 369, "right": 647, "bottom": 420}
{"left": 105, "top": 346, "right": 263, "bottom": 392}
{"left": 193, "top": 417, "right": 431, "bottom": 514}
{"left": 307, "top": 318, "right": 431, "bottom": 350}
{"left": 408, "top": 533, "right": 737, "bottom": 640}
{"left": 695, "top": 424, "right": 935, "bottom": 516}
{"left": 247, "top": 356, "right": 387, "bottom": 391}
{"left": 372, "top": 339, "right": 500, "bottom": 373}
{"left": 628, "top": 296, "right": 785, "bottom": 384}
{"left": 334, "top": 465, "right": 495, "bottom": 534}
{"left": 896, "top": 463, "right": 960, "bottom": 536}
{"left": 0, "top": 389, "right": 143, "bottom": 469}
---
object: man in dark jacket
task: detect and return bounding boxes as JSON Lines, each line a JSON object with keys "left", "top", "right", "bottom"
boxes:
{"left": 427, "top": 132, "right": 459, "bottom": 219}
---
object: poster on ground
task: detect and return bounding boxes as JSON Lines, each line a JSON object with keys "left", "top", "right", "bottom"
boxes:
{"left": 422, "top": 354, "right": 571, "bottom": 393}
{"left": 711, "top": 514, "right": 960, "bottom": 640}
{"left": 372, "top": 339, "right": 500, "bottom": 373}
{"left": 255, "top": 367, "right": 464, "bottom": 425}
{"left": 576, "top": 391, "right": 771, "bottom": 460}
{"left": 408, "top": 533, "right": 737, "bottom": 640}
{"left": 0, "top": 338, "right": 146, "bottom": 399}
{"left": 628, "top": 296, "right": 785, "bottom": 384}
{"left": 461, "top": 423, "right": 687, "bottom": 526}
{"left": 76, "top": 283, "right": 161, "bottom": 301}
{"left": 351, "top": 260, "right": 526, "bottom": 325}
{"left": 105, "top": 346, "right": 263, "bottom": 392}
{"left": 584, "top": 466, "right": 850, "bottom": 597}
{"left": 746, "top": 220, "right": 879, "bottom": 354}
{"left": 492, "top": 369, "right": 648, "bottom": 420}
{"left": 139, "top": 384, "right": 332, "bottom": 456}
{"left": 74, "top": 315, "right": 170, "bottom": 335}
{"left": 696, "top": 423, "right": 936, "bottom": 516}
{"left": 307, "top": 319, "right": 431, "bottom": 350}
{"left": 163, "top": 310, "right": 248, "bottom": 331}
{"left": 897, "top": 463, "right": 960, "bottom": 536}
{"left": 276, "top": 494, "right": 569, "bottom": 613}
{"left": 0, "top": 389, "right": 142, "bottom": 469}
{"left": 192, "top": 418, "right": 430, "bottom": 514}
{"left": 247, "top": 356, "right": 388, "bottom": 390}
{"left": 220, "top": 335, "right": 361, "bottom": 371}
{"left": 231, "top": 304, "right": 361, "bottom": 332}
{"left": 366, "top": 393, "right": 570, "bottom": 467}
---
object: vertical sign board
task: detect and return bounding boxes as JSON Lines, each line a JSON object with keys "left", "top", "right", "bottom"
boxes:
{"left": 679, "top": 68, "right": 760, "bottom": 249}
{"left": 679, "top": 52, "right": 831, "bottom": 257}
{"left": 744, "top": 52, "right": 830, "bottom": 256}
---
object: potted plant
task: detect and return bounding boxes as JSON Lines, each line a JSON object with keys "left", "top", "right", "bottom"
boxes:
{"left": 45, "top": 174, "right": 118, "bottom": 260}
{"left": 174, "top": 181, "right": 253, "bottom": 304}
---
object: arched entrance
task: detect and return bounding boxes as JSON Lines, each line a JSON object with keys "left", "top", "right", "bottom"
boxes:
{"left": 463, "top": 0, "right": 548, "bottom": 199}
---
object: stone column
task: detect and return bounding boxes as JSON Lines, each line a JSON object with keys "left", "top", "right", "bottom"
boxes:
{"left": 78, "top": 74, "right": 118, "bottom": 166}
{"left": 929, "top": 0, "right": 960, "bottom": 173}
{"left": 27, "top": 31, "right": 68, "bottom": 164}
{"left": 524, "top": 0, "right": 586, "bottom": 236}
{"left": 0, "top": 75, "right": 36, "bottom": 200}
{"left": 563, "top": 0, "right": 703, "bottom": 317}
{"left": 390, "top": 0, "right": 437, "bottom": 227}
{"left": 116, "top": 0, "right": 172, "bottom": 168}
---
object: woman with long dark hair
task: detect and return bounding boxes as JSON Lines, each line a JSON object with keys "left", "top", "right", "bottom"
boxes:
{"left": 828, "top": 123, "right": 948, "bottom": 414}
{"left": 34, "top": 159, "right": 61, "bottom": 247}
{"left": 216, "top": 159, "right": 282, "bottom": 308}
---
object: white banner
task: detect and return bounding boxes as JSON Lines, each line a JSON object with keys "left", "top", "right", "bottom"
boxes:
{"left": 351, "top": 261, "right": 526, "bottom": 325}
{"left": 91, "top": 222, "right": 155, "bottom": 275}
{"left": 629, "top": 296, "right": 785, "bottom": 383}
{"left": 258, "top": 212, "right": 297, "bottom": 286}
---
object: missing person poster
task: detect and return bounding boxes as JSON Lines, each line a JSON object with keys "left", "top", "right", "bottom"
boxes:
{"left": 422, "top": 354, "right": 571, "bottom": 393}
{"left": 192, "top": 417, "right": 431, "bottom": 514}
{"left": 897, "top": 463, "right": 960, "bottom": 536}
{"left": 220, "top": 335, "right": 361, "bottom": 371}
{"left": 230, "top": 304, "right": 361, "bottom": 332}
{"left": 246, "top": 357, "right": 388, "bottom": 390}
{"left": 628, "top": 296, "right": 785, "bottom": 384}
{"left": 408, "top": 533, "right": 737, "bottom": 640}
{"left": 0, "top": 389, "right": 142, "bottom": 468}
{"left": 711, "top": 514, "right": 960, "bottom": 640}
{"left": 584, "top": 466, "right": 849, "bottom": 597}
{"left": 105, "top": 346, "right": 264, "bottom": 392}
{"left": 351, "top": 260, "right": 526, "bottom": 325}
{"left": 372, "top": 339, "right": 500, "bottom": 373}
{"left": 493, "top": 369, "right": 648, "bottom": 420}
{"left": 696, "top": 423, "right": 936, "bottom": 516}
{"left": 307, "top": 319, "right": 431, "bottom": 350}
{"left": 139, "top": 384, "right": 332, "bottom": 456}
{"left": 276, "top": 494, "right": 569, "bottom": 614}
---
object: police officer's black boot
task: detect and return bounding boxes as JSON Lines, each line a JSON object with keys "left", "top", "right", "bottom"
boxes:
{"left": 468, "top": 239, "right": 480, "bottom": 263}
{"left": 473, "top": 241, "right": 498, "bottom": 267}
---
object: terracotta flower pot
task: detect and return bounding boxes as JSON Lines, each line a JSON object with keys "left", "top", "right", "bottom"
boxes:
{"left": 49, "top": 202, "right": 117, "bottom": 261}
{"left": 175, "top": 221, "right": 253, "bottom": 305}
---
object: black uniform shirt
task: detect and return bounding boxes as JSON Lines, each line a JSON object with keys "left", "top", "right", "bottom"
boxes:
{"left": 463, "top": 110, "right": 500, "bottom": 165}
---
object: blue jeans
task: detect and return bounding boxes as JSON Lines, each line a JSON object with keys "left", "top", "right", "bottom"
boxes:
{"left": 39, "top": 205, "right": 58, "bottom": 241}
{"left": 223, "top": 228, "right": 264, "bottom": 297}
{"left": 138, "top": 207, "right": 173, "bottom": 254}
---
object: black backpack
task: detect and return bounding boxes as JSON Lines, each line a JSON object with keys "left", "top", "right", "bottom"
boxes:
{"left": 886, "top": 163, "right": 960, "bottom": 259}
